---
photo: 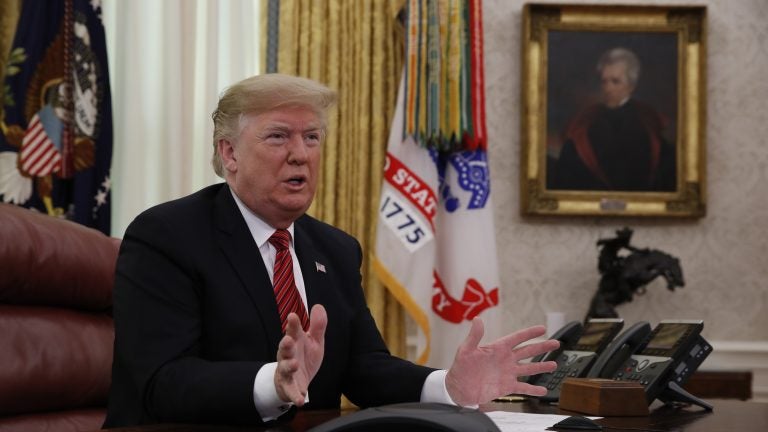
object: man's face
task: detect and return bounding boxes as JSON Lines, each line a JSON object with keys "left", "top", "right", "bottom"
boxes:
{"left": 600, "top": 62, "right": 635, "bottom": 109}
{"left": 221, "top": 106, "right": 323, "bottom": 228}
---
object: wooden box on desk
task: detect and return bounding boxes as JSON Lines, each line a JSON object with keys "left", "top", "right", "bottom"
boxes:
{"left": 559, "top": 378, "right": 649, "bottom": 416}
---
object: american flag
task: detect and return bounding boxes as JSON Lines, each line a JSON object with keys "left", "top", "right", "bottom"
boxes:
{"left": 19, "top": 113, "right": 62, "bottom": 177}
{"left": 0, "top": 0, "right": 112, "bottom": 234}
{"left": 315, "top": 261, "right": 326, "bottom": 273}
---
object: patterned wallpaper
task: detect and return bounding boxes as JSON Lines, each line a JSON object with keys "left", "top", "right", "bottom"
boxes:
{"left": 483, "top": 0, "right": 768, "bottom": 343}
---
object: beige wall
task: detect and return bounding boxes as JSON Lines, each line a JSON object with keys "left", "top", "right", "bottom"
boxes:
{"left": 483, "top": 0, "right": 768, "bottom": 345}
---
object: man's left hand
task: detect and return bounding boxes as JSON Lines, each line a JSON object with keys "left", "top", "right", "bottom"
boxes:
{"left": 445, "top": 319, "right": 560, "bottom": 406}
{"left": 274, "top": 304, "right": 327, "bottom": 406}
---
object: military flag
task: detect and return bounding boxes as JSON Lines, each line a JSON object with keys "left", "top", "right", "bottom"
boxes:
{"left": 0, "top": 0, "right": 112, "bottom": 234}
{"left": 374, "top": 0, "right": 500, "bottom": 368}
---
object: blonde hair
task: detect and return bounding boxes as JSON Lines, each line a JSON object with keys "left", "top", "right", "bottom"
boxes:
{"left": 211, "top": 74, "right": 337, "bottom": 177}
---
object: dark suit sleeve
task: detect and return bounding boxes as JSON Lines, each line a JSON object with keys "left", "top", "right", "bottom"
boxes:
{"left": 108, "top": 209, "right": 264, "bottom": 425}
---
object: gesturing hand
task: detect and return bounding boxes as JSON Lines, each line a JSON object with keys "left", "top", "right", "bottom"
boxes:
{"left": 274, "top": 304, "right": 327, "bottom": 406}
{"left": 445, "top": 318, "right": 560, "bottom": 406}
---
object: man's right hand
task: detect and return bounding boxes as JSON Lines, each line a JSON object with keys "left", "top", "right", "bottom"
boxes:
{"left": 274, "top": 304, "right": 327, "bottom": 406}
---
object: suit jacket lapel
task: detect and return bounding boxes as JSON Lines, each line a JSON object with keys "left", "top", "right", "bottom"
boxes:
{"left": 212, "top": 186, "right": 282, "bottom": 353}
{"left": 294, "top": 218, "right": 331, "bottom": 310}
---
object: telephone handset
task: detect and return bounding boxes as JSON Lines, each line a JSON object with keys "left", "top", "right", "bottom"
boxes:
{"left": 596, "top": 319, "right": 713, "bottom": 410}
{"left": 527, "top": 320, "right": 583, "bottom": 365}
{"left": 587, "top": 321, "right": 652, "bottom": 379}
{"left": 527, "top": 318, "right": 624, "bottom": 402}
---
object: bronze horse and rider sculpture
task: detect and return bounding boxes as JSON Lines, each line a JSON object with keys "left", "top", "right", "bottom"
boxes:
{"left": 586, "top": 227, "right": 685, "bottom": 321}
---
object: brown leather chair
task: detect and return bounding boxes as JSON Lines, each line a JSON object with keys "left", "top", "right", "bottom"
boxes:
{"left": 0, "top": 204, "right": 119, "bottom": 432}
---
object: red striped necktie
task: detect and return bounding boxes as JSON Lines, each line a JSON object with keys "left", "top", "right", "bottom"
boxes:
{"left": 268, "top": 229, "right": 309, "bottom": 332}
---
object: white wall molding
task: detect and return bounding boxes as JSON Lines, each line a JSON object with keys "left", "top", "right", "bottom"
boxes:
{"left": 703, "top": 341, "right": 768, "bottom": 402}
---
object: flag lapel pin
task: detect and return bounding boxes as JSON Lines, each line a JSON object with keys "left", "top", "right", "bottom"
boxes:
{"left": 315, "top": 261, "right": 326, "bottom": 273}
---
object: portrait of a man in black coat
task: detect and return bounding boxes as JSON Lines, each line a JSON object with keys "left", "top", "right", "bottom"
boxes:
{"left": 547, "top": 46, "right": 677, "bottom": 192}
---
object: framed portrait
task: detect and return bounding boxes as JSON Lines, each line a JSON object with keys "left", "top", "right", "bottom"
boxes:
{"left": 520, "top": 4, "right": 707, "bottom": 217}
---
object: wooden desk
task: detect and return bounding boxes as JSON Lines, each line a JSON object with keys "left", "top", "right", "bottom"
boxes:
{"left": 683, "top": 370, "right": 753, "bottom": 400}
{"left": 99, "top": 409, "right": 348, "bottom": 432}
{"left": 485, "top": 398, "right": 768, "bottom": 431}
{"left": 101, "top": 399, "right": 768, "bottom": 431}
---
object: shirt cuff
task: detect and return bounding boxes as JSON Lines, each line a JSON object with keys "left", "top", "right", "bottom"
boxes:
{"left": 253, "top": 362, "right": 294, "bottom": 421}
{"left": 420, "top": 370, "right": 479, "bottom": 409}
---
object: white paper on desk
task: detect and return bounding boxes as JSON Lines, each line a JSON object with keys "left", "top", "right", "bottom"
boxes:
{"left": 485, "top": 411, "right": 601, "bottom": 432}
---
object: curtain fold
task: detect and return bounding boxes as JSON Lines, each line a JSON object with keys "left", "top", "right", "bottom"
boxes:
{"left": 101, "top": 0, "right": 261, "bottom": 237}
{"left": 268, "top": 0, "right": 406, "bottom": 357}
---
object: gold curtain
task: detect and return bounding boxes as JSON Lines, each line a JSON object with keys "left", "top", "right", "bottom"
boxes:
{"left": 266, "top": 0, "right": 406, "bottom": 356}
{"left": 0, "top": 0, "right": 22, "bottom": 120}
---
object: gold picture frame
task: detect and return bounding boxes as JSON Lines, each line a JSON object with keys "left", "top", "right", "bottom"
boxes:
{"left": 520, "top": 4, "right": 707, "bottom": 217}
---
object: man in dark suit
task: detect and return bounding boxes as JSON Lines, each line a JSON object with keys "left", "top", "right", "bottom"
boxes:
{"left": 104, "top": 74, "right": 559, "bottom": 427}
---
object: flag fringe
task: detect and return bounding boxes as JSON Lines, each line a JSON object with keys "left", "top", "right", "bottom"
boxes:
{"left": 372, "top": 255, "right": 431, "bottom": 365}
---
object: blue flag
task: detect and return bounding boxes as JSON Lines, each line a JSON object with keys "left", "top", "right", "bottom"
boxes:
{"left": 1, "top": 0, "right": 113, "bottom": 234}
